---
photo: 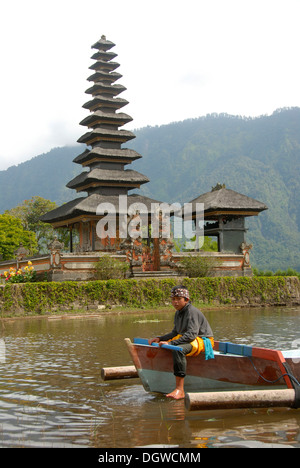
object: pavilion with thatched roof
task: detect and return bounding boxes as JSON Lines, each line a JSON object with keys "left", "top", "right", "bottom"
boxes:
{"left": 185, "top": 183, "right": 268, "bottom": 254}
{"left": 173, "top": 183, "right": 268, "bottom": 276}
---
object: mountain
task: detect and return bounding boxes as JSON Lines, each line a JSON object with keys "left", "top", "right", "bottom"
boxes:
{"left": 0, "top": 108, "right": 299, "bottom": 271}
{"left": 0, "top": 146, "right": 83, "bottom": 211}
{"left": 129, "top": 108, "right": 300, "bottom": 271}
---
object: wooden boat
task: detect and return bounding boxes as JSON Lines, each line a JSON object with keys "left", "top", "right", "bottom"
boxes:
{"left": 124, "top": 337, "right": 300, "bottom": 395}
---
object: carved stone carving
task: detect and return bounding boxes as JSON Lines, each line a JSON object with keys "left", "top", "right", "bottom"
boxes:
{"left": 119, "top": 234, "right": 175, "bottom": 271}
{"left": 240, "top": 242, "right": 253, "bottom": 267}
{"left": 159, "top": 237, "right": 175, "bottom": 267}
{"left": 48, "top": 236, "right": 64, "bottom": 268}
{"left": 48, "top": 236, "right": 64, "bottom": 252}
{"left": 14, "top": 243, "right": 29, "bottom": 261}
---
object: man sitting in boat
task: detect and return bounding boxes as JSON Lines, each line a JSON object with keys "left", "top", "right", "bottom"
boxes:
{"left": 148, "top": 285, "right": 214, "bottom": 400}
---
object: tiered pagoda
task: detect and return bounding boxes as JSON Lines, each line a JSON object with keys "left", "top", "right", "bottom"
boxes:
{"left": 41, "top": 36, "right": 161, "bottom": 253}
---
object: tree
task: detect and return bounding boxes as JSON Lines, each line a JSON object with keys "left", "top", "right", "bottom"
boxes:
{"left": 0, "top": 214, "right": 38, "bottom": 260}
{"left": 5, "top": 196, "right": 69, "bottom": 253}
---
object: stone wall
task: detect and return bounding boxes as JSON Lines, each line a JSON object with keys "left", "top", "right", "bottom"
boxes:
{"left": 0, "top": 248, "right": 253, "bottom": 282}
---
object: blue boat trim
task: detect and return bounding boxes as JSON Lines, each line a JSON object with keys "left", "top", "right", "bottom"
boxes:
{"left": 133, "top": 337, "right": 183, "bottom": 352}
{"left": 134, "top": 338, "right": 253, "bottom": 356}
{"left": 218, "top": 341, "right": 252, "bottom": 357}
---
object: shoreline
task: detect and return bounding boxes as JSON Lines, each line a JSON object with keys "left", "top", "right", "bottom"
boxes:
{"left": 1, "top": 302, "right": 299, "bottom": 323}
{"left": 0, "top": 276, "right": 299, "bottom": 319}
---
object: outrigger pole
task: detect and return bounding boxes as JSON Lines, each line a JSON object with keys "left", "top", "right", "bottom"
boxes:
{"left": 101, "top": 365, "right": 138, "bottom": 380}
{"left": 186, "top": 388, "right": 300, "bottom": 411}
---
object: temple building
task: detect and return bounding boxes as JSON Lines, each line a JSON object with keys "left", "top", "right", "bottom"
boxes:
{"left": 180, "top": 183, "right": 268, "bottom": 275}
{"left": 41, "top": 36, "right": 161, "bottom": 254}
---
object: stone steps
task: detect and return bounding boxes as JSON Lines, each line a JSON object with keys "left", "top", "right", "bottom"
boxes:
{"left": 131, "top": 270, "right": 181, "bottom": 279}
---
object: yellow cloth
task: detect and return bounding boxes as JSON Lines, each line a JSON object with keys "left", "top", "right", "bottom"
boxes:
{"left": 168, "top": 335, "right": 214, "bottom": 357}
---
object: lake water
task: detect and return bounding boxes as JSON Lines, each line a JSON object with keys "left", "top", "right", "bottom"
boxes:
{"left": 0, "top": 306, "right": 300, "bottom": 448}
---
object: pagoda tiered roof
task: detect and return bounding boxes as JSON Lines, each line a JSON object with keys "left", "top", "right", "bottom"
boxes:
{"left": 87, "top": 71, "right": 122, "bottom": 83}
{"left": 82, "top": 96, "right": 129, "bottom": 112}
{"left": 41, "top": 35, "right": 160, "bottom": 228}
{"left": 79, "top": 110, "right": 133, "bottom": 128}
{"left": 77, "top": 127, "right": 136, "bottom": 146}
{"left": 41, "top": 193, "right": 162, "bottom": 227}
{"left": 89, "top": 60, "right": 120, "bottom": 72}
{"left": 67, "top": 168, "right": 149, "bottom": 193}
{"left": 73, "top": 148, "right": 142, "bottom": 166}
{"left": 85, "top": 82, "right": 126, "bottom": 97}
{"left": 91, "top": 37, "right": 116, "bottom": 50}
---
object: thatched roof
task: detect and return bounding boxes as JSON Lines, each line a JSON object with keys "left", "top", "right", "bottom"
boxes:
{"left": 85, "top": 82, "right": 126, "bottom": 96}
{"left": 82, "top": 95, "right": 128, "bottom": 111}
{"left": 73, "top": 148, "right": 142, "bottom": 165}
{"left": 87, "top": 71, "right": 122, "bottom": 83}
{"left": 77, "top": 128, "right": 135, "bottom": 145}
{"left": 79, "top": 110, "right": 133, "bottom": 128}
{"left": 66, "top": 169, "right": 149, "bottom": 190}
{"left": 40, "top": 193, "right": 163, "bottom": 225}
{"left": 185, "top": 187, "right": 268, "bottom": 218}
{"left": 88, "top": 59, "right": 120, "bottom": 72}
{"left": 91, "top": 36, "right": 115, "bottom": 51}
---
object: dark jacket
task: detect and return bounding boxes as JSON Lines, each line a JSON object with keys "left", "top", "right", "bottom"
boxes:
{"left": 159, "top": 301, "right": 213, "bottom": 346}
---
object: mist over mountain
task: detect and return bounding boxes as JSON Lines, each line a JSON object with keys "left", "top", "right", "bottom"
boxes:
{"left": 0, "top": 108, "right": 299, "bottom": 271}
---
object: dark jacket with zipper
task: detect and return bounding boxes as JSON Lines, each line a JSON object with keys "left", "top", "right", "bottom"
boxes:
{"left": 158, "top": 301, "right": 213, "bottom": 346}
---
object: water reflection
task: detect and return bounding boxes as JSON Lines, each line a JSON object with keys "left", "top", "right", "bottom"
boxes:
{"left": 0, "top": 307, "right": 299, "bottom": 447}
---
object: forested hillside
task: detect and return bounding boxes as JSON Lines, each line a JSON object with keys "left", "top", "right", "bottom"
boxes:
{"left": 0, "top": 108, "right": 299, "bottom": 271}
{"left": 130, "top": 108, "right": 300, "bottom": 271}
{"left": 0, "top": 146, "right": 83, "bottom": 211}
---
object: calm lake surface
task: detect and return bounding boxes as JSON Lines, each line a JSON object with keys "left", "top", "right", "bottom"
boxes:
{"left": 0, "top": 306, "right": 300, "bottom": 448}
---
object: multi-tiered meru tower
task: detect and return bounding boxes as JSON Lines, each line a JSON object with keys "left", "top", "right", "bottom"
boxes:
{"left": 42, "top": 36, "right": 161, "bottom": 253}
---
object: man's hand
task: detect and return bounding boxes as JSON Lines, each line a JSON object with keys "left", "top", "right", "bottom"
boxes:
{"left": 158, "top": 341, "right": 169, "bottom": 347}
{"left": 148, "top": 337, "right": 160, "bottom": 345}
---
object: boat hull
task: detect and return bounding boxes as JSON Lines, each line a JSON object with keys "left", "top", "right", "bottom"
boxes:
{"left": 125, "top": 338, "right": 300, "bottom": 394}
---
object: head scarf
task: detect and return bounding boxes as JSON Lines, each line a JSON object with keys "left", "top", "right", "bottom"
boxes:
{"left": 171, "top": 286, "right": 190, "bottom": 300}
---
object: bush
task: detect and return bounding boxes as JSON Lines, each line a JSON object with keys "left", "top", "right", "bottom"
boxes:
{"left": 0, "top": 276, "right": 298, "bottom": 316}
{"left": 94, "top": 256, "right": 130, "bottom": 280}
{"left": 253, "top": 268, "right": 300, "bottom": 279}
{"left": 0, "top": 278, "right": 178, "bottom": 314}
{"left": 176, "top": 255, "right": 217, "bottom": 278}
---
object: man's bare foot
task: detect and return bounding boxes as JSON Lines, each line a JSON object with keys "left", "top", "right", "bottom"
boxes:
{"left": 166, "top": 389, "right": 185, "bottom": 400}
{"left": 166, "top": 376, "right": 185, "bottom": 399}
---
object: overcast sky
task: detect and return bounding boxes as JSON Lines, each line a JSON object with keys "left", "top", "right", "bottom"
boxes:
{"left": 0, "top": 0, "right": 299, "bottom": 170}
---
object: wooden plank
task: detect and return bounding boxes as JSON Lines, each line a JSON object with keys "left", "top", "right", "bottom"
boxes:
{"left": 185, "top": 389, "right": 296, "bottom": 411}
